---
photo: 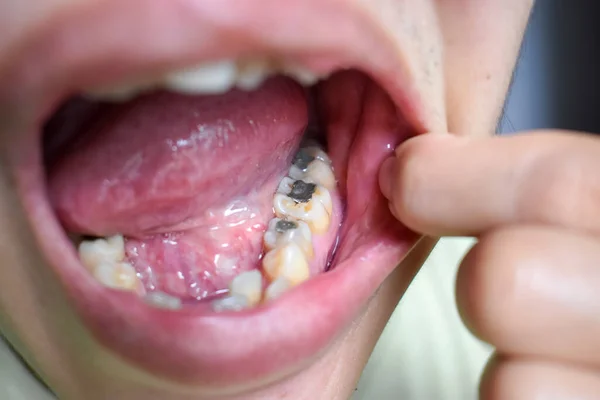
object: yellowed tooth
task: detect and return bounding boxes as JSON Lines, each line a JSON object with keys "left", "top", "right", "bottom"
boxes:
{"left": 301, "top": 159, "right": 336, "bottom": 191}
{"left": 229, "top": 270, "right": 263, "bottom": 306}
{"left": 212, "top": 294, "right": 249, "bottom": 312}
{"left": 273, "top": 193, "right": 330, "bottom": 234}
{"left": 93, "top": 261, "right": 139, "bottom": 291}
{"left": 264, "top": 277, "right": 292, "bottom": 302}
{"left": 79, "top": 235, "right": 126, "bottom": 271}
{"left": 262, "top": 242, "right": 310, "bottom": 286}
{"left": 263, "top": 218, "right": 313, "bottom": 259}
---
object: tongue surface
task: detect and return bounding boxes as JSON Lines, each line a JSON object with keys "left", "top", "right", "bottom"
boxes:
{"left": 48, "top": 77, "right": 308, "bottom": 299}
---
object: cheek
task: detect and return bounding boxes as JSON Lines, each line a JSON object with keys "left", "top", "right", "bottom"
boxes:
{"left": 437, "top": 0, "right": 534, "bottom": 136}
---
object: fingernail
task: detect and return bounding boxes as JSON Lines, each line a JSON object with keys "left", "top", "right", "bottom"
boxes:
{"left": 379, "top": 156, "right": 396, "bottom": 200}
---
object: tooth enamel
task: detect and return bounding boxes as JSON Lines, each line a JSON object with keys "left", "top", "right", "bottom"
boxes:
{"left": 78, "top": 235, "right": 126, "bottom": 270}
{"left": 93, "top": 261, "right": 139, "bottom": 291}
{"left": 274, "top": 182, "right": 331, "bottom": 234}
{"left": 144, "top": 291, "right": 182, "bottom": 310}
{"left": 229, "top": 270, "right": 263, "bottom": 306}
{"left": 263, "top": 218, "right": 313, "bottom": 258}
{"left": 290, "top": 159, "right": 336, "bottom": 191}
{"left": 281, "top": 64, "right": 320, "bottom": 85}
{"left": 264, "top": 277, "right": 291, "bottom": 302}
{"left": 262, "top": 242, "right": 310, "bottom": 285}
{"left": 212, "top": 294, "right": 249, "bottom": 312}
{"left": 164, "top": 60, "right": 237, "bottom": 94}
{"left": 236, "top": 59, "right": 274, "bottom": 90}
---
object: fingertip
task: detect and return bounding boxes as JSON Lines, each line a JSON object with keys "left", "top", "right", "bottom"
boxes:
{"left": 379, "top": 156, "right": 396, "bottom": 200}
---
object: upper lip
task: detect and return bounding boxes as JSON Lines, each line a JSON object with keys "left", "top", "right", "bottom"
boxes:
{"left": 2, "top": 0, "right": 430, "bottom": 392}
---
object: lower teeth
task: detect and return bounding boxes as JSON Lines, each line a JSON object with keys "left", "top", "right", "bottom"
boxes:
{"left": 75, "top": 141, "right": 337, "bottom": 311}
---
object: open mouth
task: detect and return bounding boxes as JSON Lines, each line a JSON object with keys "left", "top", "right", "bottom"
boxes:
{"left": 1, "top": 1, "right": 432, "bottom": 393}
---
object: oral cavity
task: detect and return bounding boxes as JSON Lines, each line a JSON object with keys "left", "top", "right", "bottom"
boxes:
{"left": 45, "top": 76, "right": 343, "bottom": 312}
{"left": 76, "top": 141, "right": 340, "bottom": 311}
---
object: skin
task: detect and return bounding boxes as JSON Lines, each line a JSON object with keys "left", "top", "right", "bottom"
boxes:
{"left": 0, "top": 1, "right": 536, "bottom": 399}
{"left": 381, "top": 131, "right": 600, "bottom": 399}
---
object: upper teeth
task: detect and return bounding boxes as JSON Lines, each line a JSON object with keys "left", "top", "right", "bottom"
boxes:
{"left": 87, "top": 57, "right": 324, "bottom": 100}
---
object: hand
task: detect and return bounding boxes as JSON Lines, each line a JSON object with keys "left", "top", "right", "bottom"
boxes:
{"left": 380, "top": 131, "right": 600, "bottom": 399}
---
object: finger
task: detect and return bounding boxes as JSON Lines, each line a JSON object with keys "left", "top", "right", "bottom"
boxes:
{"left": 456, "top": 226, "right": 600, "bottom": 368}
{"left": 480, "top": 355, "right": 600, "bottom": 400}
{"left": 379, "top": 131, "right": 600, "bottom": 236}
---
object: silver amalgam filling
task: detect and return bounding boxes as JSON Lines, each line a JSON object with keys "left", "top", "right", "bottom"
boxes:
{"left": 289, "top": 180, "right": 316, "bottom": 203}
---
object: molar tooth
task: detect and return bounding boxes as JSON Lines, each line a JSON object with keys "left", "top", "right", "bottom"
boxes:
{"left": 93, "top": 261, "right": 139, "bottom": 291}
{"left": 144, "top": 291, "right": 182, "bottom": 310}
{"left": 311, "top": 185, "right": 333, "bottom": 216}
{"left": 264, "top": 277, "right": 292, "bottom": 302}
{"left": 212, "top": 294, "right": 249, "bottom": 312}
{"left": 229, "top": 270, "right": 263, "bottom": 306}
{"left": 164, "top": 60, "right": 237, "bottom": 94}
{"left": 263, "top": 218, "right": 313, "bottom": 258}
{"left": 79, "top": 235, "right": 126, "bottom": 270}
{"left": 274, "top": 181, "right": 331, "bottom": 234}
{"left": 262, "top": 243, "right": 310, "bottom": 285}
{"left": 301, "top": 159, "right": 336, "bottom": 191}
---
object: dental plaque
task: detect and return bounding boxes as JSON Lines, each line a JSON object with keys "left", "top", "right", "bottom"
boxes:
{"left": 47, "top": 71, "right": 343, "bottom": 313}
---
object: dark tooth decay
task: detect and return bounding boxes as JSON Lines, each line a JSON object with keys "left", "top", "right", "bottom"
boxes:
{"left": 289, "top": 180, "right": 316, "bottom": 203}
{"left": 275, "top": 220, "right": 298, "bottom": 232}
{"left": 292, "top": 149, "right": 315, "bottom": 170}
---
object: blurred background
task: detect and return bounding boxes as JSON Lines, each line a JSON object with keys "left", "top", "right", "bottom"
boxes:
{"left": 499, "top": 0, "right": 600, "bottom": 134}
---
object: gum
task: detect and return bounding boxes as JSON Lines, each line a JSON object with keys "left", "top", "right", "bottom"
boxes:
{"left": 124, "top": 184, "right": 274, "bottom": 300}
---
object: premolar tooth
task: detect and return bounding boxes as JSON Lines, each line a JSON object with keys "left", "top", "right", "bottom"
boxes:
{"left": 144, "top": 291, "right": 182, "bottom": 310}
{"left": 264, "top": 277, "right": 291, "bottom": 302}
{"left": 78, "top": 235, "right": 126, "bottom": 270}
{"left": 93, "top": 261, "right": 139, "bottom": 291}
{"left": 263, "top": 218, "right": 313, "bottom": 258}
{"left": 212, "top": 294, "right": 249, "bottom": 312}
{"left": 229, "top": 270, "right": 263, "bottom": 306}
{"left": 262, "top": 242, "right": 310, "bottom": 285}
{"left": 164, "top": 60, "right": 237, "bottom": 94}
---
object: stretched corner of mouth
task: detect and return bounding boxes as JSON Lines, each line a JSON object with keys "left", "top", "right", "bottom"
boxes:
{"left": 6, "top": 34, "right": 425, "bottom": 387}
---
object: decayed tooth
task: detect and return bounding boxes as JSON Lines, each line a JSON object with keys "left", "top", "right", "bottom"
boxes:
{"left": 229, "top": 270, "right": 263, "bottom": 306}
{"left": 274, "top": 181, "right": 330, "bottom": 234}
{"left": 78, "top": 235, "right": 126, "bottom": 270}
{"left": 93, "top": 261, "right": 139, "bottom": 291}
{"left": 264, "top": 277, "right": 291, "bottom": 302}
{"left": 212, "top": 294, "right": 249, "bottom": 312}
{"left": 263, "top": 218, "right": 313, "bottom": 258}
{"left": 292, "top": 159, "right": 336, "bottom": 191}
{"left": 164, "top": 60, "right": 237, "bottom": 94}
{"left": 144, "top": 291, "right": 182, "bottom": 310}
{"left": 262, "top": 242, "right": 310, "bottom": 285}
{"left": 295, "top": 144, "right": 332, "bottom": 165}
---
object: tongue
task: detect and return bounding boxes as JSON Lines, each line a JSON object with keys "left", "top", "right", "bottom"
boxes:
{"left": 48, "top": 77, "right": 308, "bottom": 299}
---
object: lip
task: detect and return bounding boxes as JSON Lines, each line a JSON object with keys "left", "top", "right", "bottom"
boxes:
{"left": 2, "top": 0, "right": 428, "bottom": 392}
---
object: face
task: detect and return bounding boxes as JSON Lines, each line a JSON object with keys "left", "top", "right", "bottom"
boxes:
{"left": 0, "top": 1, "right": 533, "bottom": 399}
